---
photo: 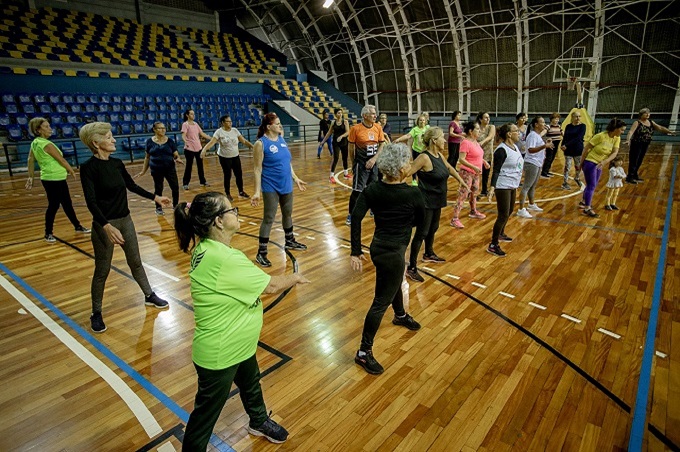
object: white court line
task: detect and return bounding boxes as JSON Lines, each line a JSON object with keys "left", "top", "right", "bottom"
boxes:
{"left": 142, "top": 263, "right": 180, "bottom": 282}
{"left": 0, "top": 274, "right": 162, "bottom": 438}
{"left": 157, "top": 442, "right": 177, "bottom": 452}
{"left": 445, "top": 274, "right": 460, "bottom": 280}
{"left": 561, "top": 313, "right": 582, "bottom": 324}
{"left": 333, "top": 171, "right": 352, "bottom": 190}
{"left": 421, "top": 266, "right": 435, "bottom": 272}
{"left": 597, "top": 328, "right": 621, "bottom": 339}
{"left": 248, "top": 222, "right": 258, "bottom": 226}
{"left": 655, "top": 351, "right": 667, "bottom": 359}
{"left": 528, "top": 302, "right": 547, "bottom": 310}
{"left": 499, "top": 291, "right": 515, "bottom": 299}
{"left": 275, "top": 227, "right": 283, "bottom": 232}
{"left": 339, "top": 244, "right": 350, "bottom": 249}
{"left": 293, "top": 232, "right": 299, "bottom": 236}
{"left": 238, "top": 219, "right": 243, "bottom": 223}
{"left": 471, "top": 282, "right": 487, "bottom": 289}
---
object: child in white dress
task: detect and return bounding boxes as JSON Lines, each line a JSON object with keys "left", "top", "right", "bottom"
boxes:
{"left": 605, "top": 156, "right": 626, "bottom": 211}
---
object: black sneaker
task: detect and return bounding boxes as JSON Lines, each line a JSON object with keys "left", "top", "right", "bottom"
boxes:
{"left": 486, "top": 243, "right": 506, "bottom": 257}
{"left": 499, "top": 233, "right": 513, "bottom": 242}
{"left": 392, "top": 313, "right": 421, "bottom": 331}
{"left": 635, "top": 177, "right": 644, "bottom": 182}
{"left": 354, "top": 350, "right": 384, "bottom": 375}
{"left": 584, "top": 209, "right": 599, "bottom": 218}
{"left": 625, "top": 179, "right": 638, "bottom": 185}
{"left": 183, "top": 184, "right": 189, "bottom": 190}
{"left": 246, "top": 412, "right": 289, "bottom": 444}
{"left": 285, "top": 240, "right": 307, "bottom": 251}
{"left": 611, "top": 205, "right": 619, "bottom": 210}
{"left": 422, "top": 253, "right": 445, "bottom": 263}
{"left": 200, "top": 182, "right": 210, "bottom": 187}
{"left": 75, "top": 225, "right": 91, "bottom": 233}
{"left": 256, "top": 253, "right": 272, "bottom": 267}
{"left": 238, "top": 191, "right": 250, "bottom": 199}
{"left": 90, "top": 312, "right": 107, "bottom": 333}
{"left": 578, "top": 201, "right": 587, "bottom": 209}
{"left": 44, "top": 233, "right": 56, "bottom": 243}
{"left": 604, "top": 205, "right": 613, "bottom": 211}
{"left": 145, "top": 292, "right": 169, "bottom": 309}
{"left": 155, "top": 208, "right": 164, "bottom": 216}
{"left": 406, "top": 267, "right": 424, "bottom": 282}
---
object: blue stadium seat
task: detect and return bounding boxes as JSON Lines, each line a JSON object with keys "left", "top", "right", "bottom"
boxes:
{"left": 15, "top": 114, "right": 29, "bottom": 126}
{"left": 132, "top": 121, "right": 144, "bottom": 134}
{"left": 75, "top": 94, "right": 87, "bottom": 104}
{"left": 51, "top": 115, "right": 64, "bottom": 126}
{"left": 0, "top": 113, "right": 9, "bottom": 127}
{"left": 144, "top": 95, "right": 154, "bottom": 104}
{"left": 66, "top": 114, "right": 79, "bottom": 124}
{"left": 169, "top": 120, "right": 179, "bottom": 131}
{"left": 96, "top": 113, "right": 108, "bottom": 122}
{"left": 33, "top": 94, "right": 46, "bottom": 104}
{"left": 146, "top": 121, "right": 155, "bottom": 133}
{"left": 55, "top": 103, "right": 68, "bottom": 114}
{"left": 169, "top": 111, "right": 178, "bottom": 121}
{"left": 121, "top": 122, "right": 132, "bottom": 135}
{"left": 2, "top": 94, "right": 15, "bottom": 103}
{"left": 110, "top": 113, "right": 120, "bottom": 123}
{"left": 18, "top": 93, "right": 31, "bottom": 104}
{"left": 62, "top": 94, "right": 74, "bottom": 104}
{"left": 134, "top": 112, "right": 144, "bottom": 122}
{"left": 101, "top": 94, "right": 111, "bottom": 104}
{"left": 98, "top": 104, "right": 110, "bottom": 112}
{"left": 122, "top": 113, "right": 132, "bottom": 122}
{"left": 88, "top": 94, "right": 99, "bottom": 103}
{"left": 146, "top": 112, "right": 157, "bottom": 121}
{"left": 123, "top": 103, "right": 134, "bottom": 112}
{"left": 48, "top": 94, "right": 61, "bottom": 104}
{"left": 7, "top": 124, "right": 24, "bottom": 141}
{"left": 5, "top": 103, "right": 18, "bottom": 114}
{"left": 70, "top": 104, "right": 82, "bottom": 113}
{"left": 22, "top": 103, "right": 36, "bottom": 114}
{"left": 112, "top": 95, "right": 122, "bottom": 104}
{"left": 158, "top": 112, "right": 168, "bottom": 121}
{"left": 61, "top": 124, "right": 76, "bottom": 138}
{"left": 135, "top": 138, "right": 147, "bottom": 149}
{"left": 84, "top": 104, "right": 96, "bottom": 114}
{"left": 111, "top": 104, "right": 122, "bottom": 113}
{"left": 61, "top": 142, "right": 75, "bottom": 157}
{"left": 147, "top": 104, "right": 158, "bottom": 112}
{"left": 39, "top": 104, "right": 52, "bottom": 114}
{"left": 123, "top": 95, "right": 133, "bottom": 104}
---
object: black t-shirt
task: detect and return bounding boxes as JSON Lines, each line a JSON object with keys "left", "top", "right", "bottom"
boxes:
{"left": 319, "top": 119, "right": 331, "bottom": 138}
{"left": 80, "top": 156, "right": 155, "bottom": 226}
{"left": 350, "top": 181, "right": 425, "bottom": 255}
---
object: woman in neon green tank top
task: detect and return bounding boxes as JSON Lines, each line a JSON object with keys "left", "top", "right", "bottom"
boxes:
{"left": 25, "top": 117, "right": 90, "bottom": 242}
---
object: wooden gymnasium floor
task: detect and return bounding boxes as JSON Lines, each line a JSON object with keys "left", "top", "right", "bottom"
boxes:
{"left": 0, "top": 140, "right": 678, "bottom": 452}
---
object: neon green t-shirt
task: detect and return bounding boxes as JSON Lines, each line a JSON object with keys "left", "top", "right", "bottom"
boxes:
{"left": 31, "top": 137, "right": 67, "bottom": 181}
{"left": 586, "top": 132, "right": 621, "bottom": 164}
{"left": 409, "top": 125, "right": 430, "bottom": 153}
{"left": 189, "top": 239, "right": 271, "bottom": 370}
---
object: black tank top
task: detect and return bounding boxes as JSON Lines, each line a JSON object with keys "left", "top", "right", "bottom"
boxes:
{"left": 332, "top": 120, "right": 347, "bottom": 147}
{"left": 417, "top": 150, "right": 449, "bottom": 209}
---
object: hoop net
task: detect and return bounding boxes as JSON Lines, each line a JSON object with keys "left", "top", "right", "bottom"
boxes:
{"left": 567, "top": 77, "right": 577, "bottom": 91}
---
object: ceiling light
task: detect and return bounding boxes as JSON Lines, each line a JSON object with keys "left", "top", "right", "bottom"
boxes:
{"left": 323, "top": 0, "right": 334, "bottom": 8}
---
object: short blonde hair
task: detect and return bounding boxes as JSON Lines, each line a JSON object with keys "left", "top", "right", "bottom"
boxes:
{"left": 79, "top": 122, "right": 112, "bottom": 153}
{"left": 422, "top": 126, "right": 444, "bottom": 147}
{"left": 28, "top": 117, "right": 48, "bottom": 136}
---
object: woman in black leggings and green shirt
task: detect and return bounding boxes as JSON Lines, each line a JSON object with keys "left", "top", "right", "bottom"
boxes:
{"left": 350, "top": 143, "right": 425, "bottom": 375}
{"left": 79, "top": 122, "right": 172, "bottom": 333}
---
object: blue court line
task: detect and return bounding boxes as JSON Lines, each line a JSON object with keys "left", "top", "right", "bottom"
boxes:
{"left": 628, "top": 154, "right": 678, "bottom": 451}
{"left": 0, "top": 262, "right": 234, "bottom": 452}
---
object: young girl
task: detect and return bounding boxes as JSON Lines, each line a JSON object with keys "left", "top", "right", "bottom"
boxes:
{"left": 605, "top": 156, "right": 626, "bottom": 211}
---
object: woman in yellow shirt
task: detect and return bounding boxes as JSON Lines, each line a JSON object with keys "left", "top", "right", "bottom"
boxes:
{"left": 577, "top": 118, "right": 626, "bottom": 218}
{"left": 25, "top": 117, "right": 90, "bottom": 242}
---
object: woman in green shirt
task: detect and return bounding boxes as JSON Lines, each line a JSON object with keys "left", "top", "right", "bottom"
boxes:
{"left": 25, "top": 117, "right": 90, "bottom": 242}
{"left": 394, "top": 114, "right": 430, "bottom": 185}
{"left": 174, "top": 191, "right": 309, "bottom": 450}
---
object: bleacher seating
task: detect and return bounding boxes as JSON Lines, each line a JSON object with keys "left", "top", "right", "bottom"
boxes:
{"left": 267, "top": 79, "right": 359, "bottom": 123}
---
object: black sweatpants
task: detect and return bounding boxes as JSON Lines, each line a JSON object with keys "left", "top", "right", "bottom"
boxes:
{"left": 218, "top": 155, "right": 244, "bottom": 196}
{"left": 541, "top": 147, "right": 557, "bottom": 176}
{"left": 447, "top": 142, "right": 460, "bottom": 169}
{"left": 408, "top": 207, "right": 441, "bottom": 269}
{"left": 491, "top": 188, "right": 516, "bottom": 245}
{"left": 151, "top": 167, "right": 179, "bottom": 210}
{"left": 628, "top": 140, "right": 651, "bottom": 181}
{"left": 183, "top": 150, "right": 206, "bottom": 186}
{"left": 360, "top": 241, "right": 407, "bottom": 351}
{"left": 480, "top": 166, "right": 490, "bottom": 195}
{"left": 330, "top": 143, "right": 349, "bottom": 172}
{"left": 182, "top": 354, "right": 268, "bottom": 451}
{"left": 41, "top": 179, "right": 82, "bottom": 235}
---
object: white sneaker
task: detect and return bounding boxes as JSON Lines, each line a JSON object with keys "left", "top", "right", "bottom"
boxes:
{"left": 517, "top": 208, "right": 533, "bottom": 218}
{"left": 527, "top": 204, "right": 543, "bottom": 212}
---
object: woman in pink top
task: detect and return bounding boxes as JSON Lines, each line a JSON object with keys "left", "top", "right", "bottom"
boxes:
{"left": 181, "top": 109, "right": 212, "bottom": 189}
{"left": 450, "top": 121, "right": 490, "bottom": 229}
{"left": 447, "top": 110, "right": 464, "bottom": 168}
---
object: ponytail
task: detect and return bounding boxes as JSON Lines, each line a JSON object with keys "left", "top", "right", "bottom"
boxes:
{"left": 174, "top": 202, "right": 196, "bottom": 253}
{"left": 173, "top": 192, "right": 227, "bottom": 253}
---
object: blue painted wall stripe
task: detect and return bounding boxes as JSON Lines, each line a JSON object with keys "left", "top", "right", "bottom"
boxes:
{"left": 0, "top": 262, "right": 233, "bottom": 452}
{"left": 628, "top": 154, "right": 678, "bottom": 451}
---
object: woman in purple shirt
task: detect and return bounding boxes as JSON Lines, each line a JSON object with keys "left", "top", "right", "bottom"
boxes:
{"left": 447, "top": 110, "right": 464, "bottom": 168}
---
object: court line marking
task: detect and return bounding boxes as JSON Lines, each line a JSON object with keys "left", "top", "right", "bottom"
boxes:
{"left": 248, "top": 222, "right": 257, "bottom": 226}
{"left": 471, "top": 282, "right": 487, "bottom": 289}
{"left": 629, "top": 154, "right": 678, "bottom": 451}
{"left": 655, "top": 351, "right": 667, "bottom": 359}
{"left": 0, "top": 262, "right": 233, "bottom": 452}
{"left": 157, "top": 442, "right": 177, "bottom": 452}
{"left": 561, "top": 313, "right": 582, "bottom": 324}
{"left": 421, "top": 266, "right": 435, "bottom": 272}
{"left": 597, "top": 328, "right": 621, "bottom": 340}
{"left": 306, "top": 235, "right": 316, "bottom": 240}
{"left": 142, "top": 263, "right": 180, "bottom": 282}
{"left": 499, "top": 291, "right": 515, "bottom": 299}
{"left": 528, "top": 302, "right": 547, "bottom": 310}
{"left": 0, "top": 271, "right": 162, "bottom": 438}
{"left": 445, "top": 274, "right": 460, "bottom": 280}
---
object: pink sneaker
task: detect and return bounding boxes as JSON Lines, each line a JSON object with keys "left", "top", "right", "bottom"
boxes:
{"left": 469, "top": 210, "right": 487, "bottom": 219}
{"left": 329, "top": 176, "right": 336, "bottom": 184}
{"left": 450, "top": 218, "right": 464, "bottom": 229}
{"left": 344, "top": 173, "right": 352, "bottom": 179}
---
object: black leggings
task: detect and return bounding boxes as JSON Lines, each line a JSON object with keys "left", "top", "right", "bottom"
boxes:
{"left": 182, "top": 354, "right": 268, "bottom": 451}
{"left": 330, "top": 142, "right": 348, "bottom": 172}
{"left": 480, "top": 166, "right": 490, "bottom": 195}
{"left": 151, "top": 167, "right": 179, "bottom": 209}
{"left": 183, "top": 150, "right": 206, "bottom": 186}
{"left": 541, "top": 147, "right": 557, "bottom": 176}
{"left": 628, "top": 140, "right": 651, "bottom": 181}
{"left": 360, "top": 241, "right": 407, "bottom": 351}
{"left": 218, "top": 155, "right": 244, "bottom": 196}
{"left": 447, "top": 142, "right": 460, "bottom": 169}
{"left": 41, "top": 179, "right": 82, "bottom": 235}
{"left": 491, "top": 188, "right": 516, "bottom": 245}
{"left": 409, "top": 207, "right": 441, "bottom": 269}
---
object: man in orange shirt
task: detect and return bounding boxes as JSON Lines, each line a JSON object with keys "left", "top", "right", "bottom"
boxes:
{"left": 346, "top": 104, "right": 385, "bottom": 225}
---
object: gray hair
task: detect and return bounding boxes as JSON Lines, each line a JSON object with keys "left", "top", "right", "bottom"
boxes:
{"left": 79, "top": 122, "right": 112, "bottom": 153}
{"left": 361, "top": 104, "right": 376, "bottom": 117}
{"left": 638, "top": 107, "right": 650, "bottom": 117}
{"left": 376, "top": 143, "right": 410, "bottom": 179}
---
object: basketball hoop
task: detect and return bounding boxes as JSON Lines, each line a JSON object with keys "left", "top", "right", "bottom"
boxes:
{"left": 567, "top": 77, "right": 577, "bottom": 91}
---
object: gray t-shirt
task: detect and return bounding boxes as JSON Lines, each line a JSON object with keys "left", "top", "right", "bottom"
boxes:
{"left": 213, "top": 127, "right": 242, "bottom": 158}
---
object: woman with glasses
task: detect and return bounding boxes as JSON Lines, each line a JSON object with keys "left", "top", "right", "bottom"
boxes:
{"left": 251, "top": 113, "right": 308, "bottom": 267}
{"left": 136, "top": 122, "right": 183, "bottom": 215}
{"left": 174, "top": 191, "right": 309, "bottom": 449}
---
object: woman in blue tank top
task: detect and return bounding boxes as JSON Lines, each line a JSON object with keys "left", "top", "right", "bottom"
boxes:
{"left": 251, "top": 113, "right": 308, "bottom": 267}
